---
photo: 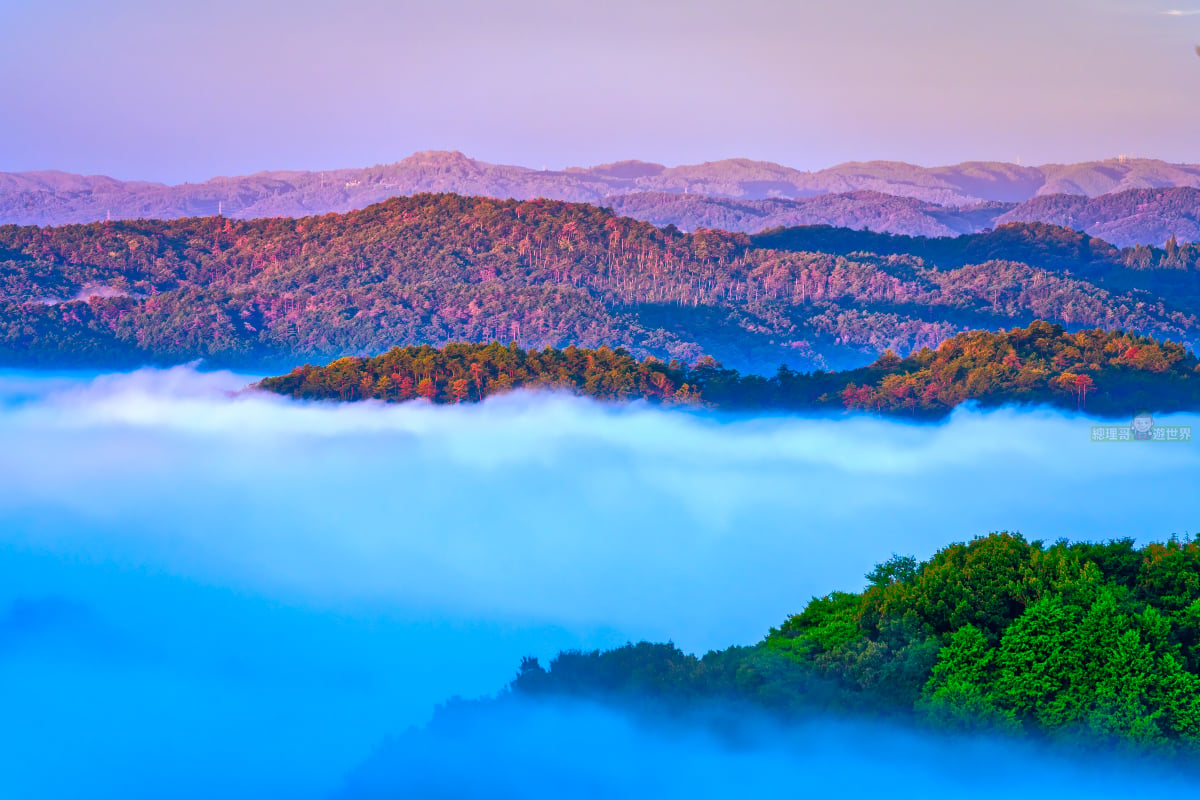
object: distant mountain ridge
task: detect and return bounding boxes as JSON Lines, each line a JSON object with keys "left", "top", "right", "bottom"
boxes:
{"left": 607, "top": 188, "right": 1200, "bottom": 247}
{"left": 604, "top": 191, "right": 1009, "bottom": 239}
{"left": 3, "top": 150, "right": 1199, "bottom": 246}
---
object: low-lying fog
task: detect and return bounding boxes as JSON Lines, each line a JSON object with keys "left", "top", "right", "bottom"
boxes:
{"left": 1, "top": 368, "right": 1197, "bottom": 799}
{"left": 340, "top": 697, "right": 1199, "bottom": 799}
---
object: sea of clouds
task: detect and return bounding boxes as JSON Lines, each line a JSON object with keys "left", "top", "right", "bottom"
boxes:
{"left": 339, "top": 697, "right": 1199, "bottom": 799}
{"left": 1, "top": 367, "right": 1198, "bottom": 799}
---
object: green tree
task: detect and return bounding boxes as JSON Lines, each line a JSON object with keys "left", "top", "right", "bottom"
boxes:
{"left": 920, "top": 624, "right": 1016, "bottom": 733}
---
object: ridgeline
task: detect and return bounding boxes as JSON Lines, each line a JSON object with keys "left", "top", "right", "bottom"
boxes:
{"left": 511, "top": 531, "right": 1200, "bottom": 756}
{"left": 3, "top": 194, "right": 1200, "bottom": 373}
{"left": 256, "top": 321, "right": 1200, "bottom": 418}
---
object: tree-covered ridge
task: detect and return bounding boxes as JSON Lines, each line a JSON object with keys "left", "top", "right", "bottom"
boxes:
{"left": 755, "top": 222, "right": 1200, "bottom": 333}
{"left": 835, "top": 321, "right": 1200, "bottom": 416}
{"left": 256, "top": 322, "right": 1200, "bottom": 418}
{"left": 997, "top": 187, "right": 1200, "bottom": 249}
{"left": 610, "top": 187, "right": 1200, "bottom": 248}
{"left": 512, "top": 532, "right": 1200, "bottom": 755}
{"left": 257, "top": 342, "right": 703, "bottom": 405}
{"left": 2, "top": 194, "right": 1199, "bottom": 372}
{"left": 753, "top": 220, "right": 1200, "bottom": 274}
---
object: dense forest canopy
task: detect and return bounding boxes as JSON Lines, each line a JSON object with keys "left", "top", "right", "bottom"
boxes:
{"left": 753, "top": 220, "right": 1200, "bottom": 275}
{"left": 510, "top": 531, "right": 1200, "bottom": 757}
{"left": 609, "top": 187, "right": 1200, "bottom": 247}
{"left": 2, "top": 194, "right": 1199, "bottom": 373}
{"left": 256, "top": 322, "right": 1200, "bottom": 418}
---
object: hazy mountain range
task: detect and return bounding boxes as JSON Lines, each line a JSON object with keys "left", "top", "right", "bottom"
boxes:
{"left": 606, "top": 187, "right": 1200, "bottom": 248}
{"left": 3, "top": 150, "right": 1199, "bottom": 247}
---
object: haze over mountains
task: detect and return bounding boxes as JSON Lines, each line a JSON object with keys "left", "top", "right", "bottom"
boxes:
{"left": 4, "top": 151, "right": 1200, "bottom": 247}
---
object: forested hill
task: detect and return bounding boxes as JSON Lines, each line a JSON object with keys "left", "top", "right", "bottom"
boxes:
{"left": 753, "top": 220, "right": 1200, "bottom": 274}
{"left": 608, "top": 186, "right": 1200, "bottom": 247}
{"left": 256, "top": 323, "right": 1200, "bottom": 419}
{"left": 503, "top": 532, "right": 1200, "bottom": 757}
{"left": 2, "top": 194, "right": 1199, "bottom": 372}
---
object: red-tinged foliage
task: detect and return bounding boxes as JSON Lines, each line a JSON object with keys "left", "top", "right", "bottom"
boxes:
{"left": 257, "top": 322, "right": 1200, "bottom": 418}
{"left": 2, "top": 196, "right": 1198, "bottom": 371}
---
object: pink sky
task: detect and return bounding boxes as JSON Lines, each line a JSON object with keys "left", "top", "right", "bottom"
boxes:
{"left": 1, "top": 0, "right": 1198, "bottom": 182}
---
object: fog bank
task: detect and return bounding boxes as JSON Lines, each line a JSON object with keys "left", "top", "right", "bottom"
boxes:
{"left": 1, "top": 367, "right": 1197, "bottom": 798}
{"left": 341, "top": 697, "right": 1198, "bottom": 799}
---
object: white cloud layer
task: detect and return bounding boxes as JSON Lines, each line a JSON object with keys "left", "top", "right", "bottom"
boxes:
{"left": 340, "top": 697, "right": 1200, "bottom": 799}
{"left": 1, "top": 367, "right": 1198, "bottom": 799}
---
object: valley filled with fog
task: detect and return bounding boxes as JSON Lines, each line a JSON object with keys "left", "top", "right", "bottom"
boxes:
{"left": 1, "top": 368, "right": 1198, "bottom": 799}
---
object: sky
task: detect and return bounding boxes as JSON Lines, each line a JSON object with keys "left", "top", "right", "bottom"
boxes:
{"left": 1, "top": 0, "right": 1199, "bottom": 183}
{"left": 2, "top": 368, "right": 1199, "bottom": 797}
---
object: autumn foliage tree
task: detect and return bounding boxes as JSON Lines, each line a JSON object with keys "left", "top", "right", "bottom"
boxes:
{"left": 257, "top": 322, "right": 1200, "bottom": 419}
{"left": 2, "top": 196, "right": 1199, "bottom": 372}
